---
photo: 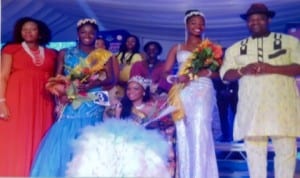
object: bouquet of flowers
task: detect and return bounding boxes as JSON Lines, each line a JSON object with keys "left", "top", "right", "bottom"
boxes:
{"left": 46, "top": 48, "right": 112, "bottom": 109}
{"left": 142, "top": 96, "right": 176, "bottom": 130}
{"left": 179, "top": 39, "right": 223, "bottom": 80}
{"left": 168, "top": 39, "right": 223, "bottom": 121}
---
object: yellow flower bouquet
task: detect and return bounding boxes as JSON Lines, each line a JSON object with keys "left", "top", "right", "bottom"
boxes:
{"left": 46, "top": 48, "right": 112, "bottom": 109}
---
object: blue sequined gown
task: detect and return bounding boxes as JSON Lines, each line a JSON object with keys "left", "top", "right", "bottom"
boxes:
{"left": 30, "top": 47, "right": 105, "bottom": 177}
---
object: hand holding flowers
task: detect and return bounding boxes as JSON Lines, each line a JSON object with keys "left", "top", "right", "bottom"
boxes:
{"left": 168, "top": 39, "right": 223, "bottom": 121}
{"left": 179, "top": 39, "right": 223, "bottom": 80}
{"left": 46, "top": 48, "right": 112, "bottom": 108}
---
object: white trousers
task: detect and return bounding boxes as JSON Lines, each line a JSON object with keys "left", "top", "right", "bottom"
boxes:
{"left": 244, "top": 136, "right": 297, "bottom": 178}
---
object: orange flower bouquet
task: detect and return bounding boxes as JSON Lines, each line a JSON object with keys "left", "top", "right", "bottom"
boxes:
{"left": 168, "top": 39, "right": 223, "bottom": 121}
{"left": 179, "top": 39, "right": 223, "bottom": 80}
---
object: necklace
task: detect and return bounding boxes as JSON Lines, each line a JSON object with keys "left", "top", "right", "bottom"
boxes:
{"left": 134, "top": 103, "right": 145, "bottom": 110}
{"left": 21, "top": 41, "right": 45, "bottom": 66}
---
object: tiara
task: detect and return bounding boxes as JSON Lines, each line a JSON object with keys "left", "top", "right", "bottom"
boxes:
{"left": 184, "top": 11, "right": 205, "bottom": 23}
{"left": 128, "top": 75, "right": 152, "bottom": 89}
{"left": 77, "top": 18, "right": 97, "bottom": 27}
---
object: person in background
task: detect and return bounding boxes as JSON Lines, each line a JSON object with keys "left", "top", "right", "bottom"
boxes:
{"left": 220, "top": 3, "right": 300, "bottom": 178}
{"left": 163, "top": 9, "right": 219, "bottom": 178}
{"left": 95, "top": 37, "right": 119, "bottom": 86}
{"left": 94, "top": 36, "right": 123, "bottom": 119}
{"left": 286, "top": 25, "right": 300, "bottom": 93}
{"left": 0, "top": 17, "right": 57, "bottom": 176}
{"left": 214, "top": 79, "right": 238, "bottom": 142}
{"left": 95, "top": 36, "right": 109, "bottom": 50}
{"left": 116, "top": 34, "right": 143, "bottom": 87}
{"left": 130, "top": 41, "right": 172, "bottom": 95}
{"left": 30, "top": 18, "right": 115, "bottom": 177}
{"left": 213, "top": 46, "right": 239, "bottom": 142}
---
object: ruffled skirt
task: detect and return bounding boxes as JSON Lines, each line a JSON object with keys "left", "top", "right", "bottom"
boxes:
{"left": 66, "top": 119, "right": 171, "bottom": 178}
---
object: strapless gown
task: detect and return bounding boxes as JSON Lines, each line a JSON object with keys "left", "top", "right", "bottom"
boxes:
{"left": 175, "top": 50, "right": 219, "bottom": 178}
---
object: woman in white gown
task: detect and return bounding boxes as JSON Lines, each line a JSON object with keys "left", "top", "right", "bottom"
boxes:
{"left": 164, "top": 10, "right": 219, "bottom": 178}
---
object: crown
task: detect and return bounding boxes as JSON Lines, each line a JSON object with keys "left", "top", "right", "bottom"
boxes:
{"left": 128, "top": 75, "right": 152, "bottom": 89}
{"left": 77, "top": 18, "right": 97, "bottom": 27}
{"left": 184, "top": 10, "right": 205, "bottom": 24}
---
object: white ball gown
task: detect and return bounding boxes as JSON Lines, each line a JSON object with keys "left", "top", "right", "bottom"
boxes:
{"left": 65, "top": 118, "right": 172, "bottom": 178}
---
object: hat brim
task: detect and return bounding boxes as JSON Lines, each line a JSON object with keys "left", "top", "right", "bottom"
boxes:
{"left": 240, "top": 11, "right": 275, "bottom": 20}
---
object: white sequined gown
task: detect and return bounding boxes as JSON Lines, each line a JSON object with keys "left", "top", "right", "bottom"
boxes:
{"left": 175, "top": 50, "right": 219, "bottom": 178}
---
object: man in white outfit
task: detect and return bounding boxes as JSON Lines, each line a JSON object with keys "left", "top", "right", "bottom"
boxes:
{"left": 220, "top": 3, "right": 300, "bottom": 178}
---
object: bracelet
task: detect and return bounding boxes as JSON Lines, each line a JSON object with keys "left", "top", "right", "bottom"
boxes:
{"left": 0, "top": 98, "right": 6, "bottom": 103}
{"left": 205, "top": 70, "right": 212, "bottom": 77}
{"left": 166, "top": 75, "right": 178, "bottom": 84}
{"left": 237, "top": 68, "right": 244, "bottom": 76}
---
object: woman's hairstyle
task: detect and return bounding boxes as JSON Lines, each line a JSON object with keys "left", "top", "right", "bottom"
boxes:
{"left": 120, "top": 76, "right": 151, "bottom": 118}
{"left": 76, "top": 18, "right": 99, "bottom": 33}
{"left": 96, "top": 36, "right": 109, "bottom": 49}
{"left": 143, "top": 41, "right": 163, "bottom": 55}
{"left": 184, "top": 9, "right": 206, "bottom": 24}
{"left": 12, "top": 17, "right": 52, "bottom": 45}
{"left": 119, "top": 86, "right": 151, "bottom": 118}
{"left": 117, "top": 34, "right": 140, "bottom": 64}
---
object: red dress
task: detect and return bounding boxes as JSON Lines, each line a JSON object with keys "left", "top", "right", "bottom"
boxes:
{"left": 0, "top": 44, "right": 56, "bottom": 176}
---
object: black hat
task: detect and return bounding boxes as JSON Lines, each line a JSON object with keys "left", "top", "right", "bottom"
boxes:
{"left": 240, "top": 3, "right": 275, "bottom": 20}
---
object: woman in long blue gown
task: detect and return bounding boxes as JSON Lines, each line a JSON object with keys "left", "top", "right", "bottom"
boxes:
{"left": 30, "top": 18, "right": 115, "bottom": 177}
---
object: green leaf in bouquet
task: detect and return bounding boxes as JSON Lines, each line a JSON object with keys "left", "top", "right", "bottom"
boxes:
{"left": 71, "top": 100, "right": 82, "bottom": 109}
{"left": 209, "top": 65, "right": 217, "bottom": 72}
{"left": 79, "top": 57, "right": 89, "bottom": 67}
{"left": 71, "top": 95, "right": 92, "bottom": 109}
{"left": 87, "top": 92, "right": 97, "bottom": 100}
{"left": 66, "top": 83, "right": 77, "bottom": 100}
{"left": 209, "top": 61, "right": 220, "bottom": 72}
{"left": 204, "top": 48, "right": 213, "bottom": 57}
{"left": 191, "top": 57, "right": 205, "bottom": 74}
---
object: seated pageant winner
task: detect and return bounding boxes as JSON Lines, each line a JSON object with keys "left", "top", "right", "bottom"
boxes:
{"left": 65, "top": 75, "right": 173, "bottom": 178}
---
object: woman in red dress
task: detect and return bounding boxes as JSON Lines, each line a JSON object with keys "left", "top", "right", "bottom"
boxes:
{"left": 0, "top": 17, "right": 57, "bottom": 176}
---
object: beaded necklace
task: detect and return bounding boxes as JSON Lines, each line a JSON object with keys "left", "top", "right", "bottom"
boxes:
{"left": 22, "top": 41, "right": 45, "bottom": 66}
{"left": 134, "top": 103, "right": 145, "bottom": 110}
